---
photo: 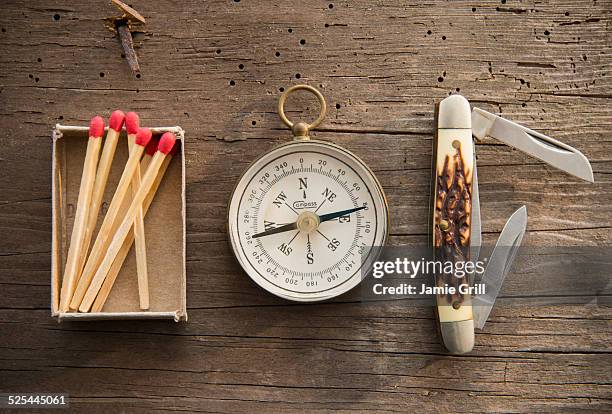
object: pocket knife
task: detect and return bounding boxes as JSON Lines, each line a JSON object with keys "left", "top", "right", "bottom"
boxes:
{"left": 432, "top": 95, "right": 594, "bottom": 354}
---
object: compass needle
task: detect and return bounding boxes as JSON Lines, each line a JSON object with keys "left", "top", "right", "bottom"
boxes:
{"left": 228, "top": 85, "right": 389, "bottom": 301}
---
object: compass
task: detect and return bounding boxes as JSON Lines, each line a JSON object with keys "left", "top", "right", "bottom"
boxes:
{"left": 228, "top": 85, "right": 389, "bottom": 301}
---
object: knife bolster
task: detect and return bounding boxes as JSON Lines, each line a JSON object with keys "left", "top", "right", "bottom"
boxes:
{"left": 440, "top": 320, "right": 475, "bottom": 354}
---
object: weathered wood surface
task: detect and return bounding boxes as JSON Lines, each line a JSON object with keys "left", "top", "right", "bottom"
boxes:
{"left": 1, "top": 0, "right": 611, "bottom": 412}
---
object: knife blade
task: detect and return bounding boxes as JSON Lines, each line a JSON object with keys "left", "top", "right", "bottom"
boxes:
{"left": 473, "top": 205, "right": 528, "bottom": 329}
{"left": 472, "top": 108, "right": 594, "bottom": 182}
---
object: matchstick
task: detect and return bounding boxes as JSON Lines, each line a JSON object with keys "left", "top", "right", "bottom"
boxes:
{"left": 79, "top": 132, "right": 177, "bottom": 312}
{"left": 92, "top": 138, "right": 179, "bottom": 312}
{"left": 59, "top": 116, "right": 105, "bottom": 312}
{"left": 126, "top": 112, "right": 149, "bottom": 310}
{"left": 74, "top": 110, "right": 125, "bottom": 283}
{"left": 69, "top": 128, "right": 153, "bottom": 310}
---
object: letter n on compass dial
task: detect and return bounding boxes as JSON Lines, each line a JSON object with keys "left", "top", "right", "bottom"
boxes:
{"left": 228, "top": 140, "right": 389, "bottom": 302}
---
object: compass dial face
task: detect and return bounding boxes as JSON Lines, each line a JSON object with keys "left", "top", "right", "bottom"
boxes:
{"left": 228, "top": 140, "right": 388, "bottom": 301}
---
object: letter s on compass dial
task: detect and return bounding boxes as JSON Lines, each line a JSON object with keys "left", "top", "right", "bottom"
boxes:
{"left": 228, "top": 140, "right": 389, "bottom": 301}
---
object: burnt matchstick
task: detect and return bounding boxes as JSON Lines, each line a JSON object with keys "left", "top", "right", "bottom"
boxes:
{"left": 59, "top": 116, "right": 105, "bottom": 312}
{"left": 69, "top": 128, "right": 153, "bottom": 310}
{"left": 80, "top": 132, "right": 177, "bottom": 312}
{"left": 126, "top": 112, "right": 149, "bottom": 310}
{"left": 74, "top": 110, "right": 126, "bottom": 283}
{"left": 92, "top": 138, "right": 180, "bottom": 312}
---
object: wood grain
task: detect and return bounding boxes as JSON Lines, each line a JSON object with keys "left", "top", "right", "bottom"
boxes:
{"left": 0, "top": 0, "right": 610, "bottom": 412}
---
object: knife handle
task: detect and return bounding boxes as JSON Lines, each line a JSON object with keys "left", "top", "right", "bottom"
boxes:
{"left": 433, "top": 95, "right": 475, "bottom": 354}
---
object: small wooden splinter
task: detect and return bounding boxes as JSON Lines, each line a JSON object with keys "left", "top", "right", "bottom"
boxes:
{"left": 92, "top": 138, "right": 180, "bottom": 312}
{"left": 59, "top": 116, "right": 104, "bottom": 312}
{"left": 75, "top": 110, "right": 125, "bottom": 284}
{"left": 80, "top": 133, "right": 177, "bottom": 312}
{"left": 69, "top": 128, "right": 153, "bottom": 310}
{"left": 126, "top": 112, "right": 149, "bottom": 310}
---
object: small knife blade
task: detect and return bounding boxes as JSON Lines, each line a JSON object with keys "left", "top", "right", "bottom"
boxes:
{"left": 472, "top": 108, "right": 594, "bottom": 183}
{"left": 473, "top": 205, "right": 528, "bottom": 329}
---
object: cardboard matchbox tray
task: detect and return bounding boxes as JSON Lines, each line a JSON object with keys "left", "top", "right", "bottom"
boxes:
{"left": 51, "top": 124, "right": 187, "bottom": 321}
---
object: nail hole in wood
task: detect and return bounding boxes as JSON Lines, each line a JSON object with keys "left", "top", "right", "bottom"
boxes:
{"left": 456, "top": 88, "right": 460, "bottom": 92}
{"left": 565, "top": 11, "right": 569, "bottom": 16}
{"left": 325, "top": 23, "right": 329, "bottom": 28}
{"left": 335, "top": 103, "right": 340, "bottom": 109}
{"left": 544, "top": 30, "right": 550, "bottom": 35}
{"left": 229, "top": 80, "right": 236, "bottom": 86}
{"left": 279, "top": 87, "right": 285, "bottom": 92}
{"left": 53, "top": 14, "right": 60, "bottom": 21}
{"left": 295, "top": 73, "right": 301, "bottom": 79}
{"left": 216, "top": 49, "right": 221, "bottom": 54}
{"left": 438, "top": 77, "right": 443, "bottom": 82}
{"left": 275, "top": 51, "right": 280, "bottom": 57}
{"left": 136, "top": 73, "right": 141, "bottom": 79}
{"left": 28, "top": 74, "right": 33, "bottom": 79}
{"left": 1, "top": 28, "right": 5, "bottom": 32}
{"left": 99, "top": 72, "right": 104, "bottom": 77}
{"left": 288, "top": 28, "right": 293, "bottom": 33}
{"left": 35, "top": 77, "right": 39, "bottom": 82}
{"left": 238, "top": 64, "right": 244, "bottom": 69}
{"left": 300, "top": 39, "right": 306, "bottom": 45}
{"left": 328, "top": 3, "right": 334, "bottom": 9}
{"left": 472, "top": 7, "right": 476, "bottom": 12}
{"left": 427, "top": 30, "right": 432, "bottom": 35}
{"left": 251, "top": 120, "right": 256, "bottom": 126}
{"left": 442, "top": 35, "right": 446, "bottom": 40}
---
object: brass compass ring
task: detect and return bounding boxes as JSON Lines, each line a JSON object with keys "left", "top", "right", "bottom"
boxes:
{"left": 277, "top": 84, "right": 327, "bottom": 138}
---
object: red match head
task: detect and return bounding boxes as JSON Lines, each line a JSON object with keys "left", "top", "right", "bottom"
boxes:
{"left": 135, "top": 128, "right": 153, "bottom": 147}
{"left": 157, "top": 132, "right": 177, "bottom": 155}
{"left": 144, "top": 137, "right": 159, "bottom": 156}
{"left": 125, "top": 112, "right": 140, "bottom": 135}
{"left": 109, "top": 110, "right": 126, "bottom": 132}
{"left": 89, "top": 116, "right": 105, "bottom": 138}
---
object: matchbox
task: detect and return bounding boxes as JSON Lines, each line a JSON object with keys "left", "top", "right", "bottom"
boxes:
{"left": 51, "top": 124, "right": 187, "bottom": 321}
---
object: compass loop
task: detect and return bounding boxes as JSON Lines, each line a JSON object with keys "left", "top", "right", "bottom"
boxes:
{"left": 278, "top": 85, "right": 327, "bottom": 136}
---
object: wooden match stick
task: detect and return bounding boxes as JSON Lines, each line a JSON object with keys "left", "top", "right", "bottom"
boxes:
{"left": 59, "top": 116, "right": 104, "bottom": 312}
{"left": 79, "top": 132, "right": 177, "bottom": 312}
{"left": 69, "top": 128, "right": 153, "bottom": 310}
{"left": 74, "top": 110, "right": 125, "bottom": 283}
{"left": 92, "top": 138, "right": 179, "bottom": 312}
{"left": 126, "top": 112, "right": 149, "bottom": 310}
